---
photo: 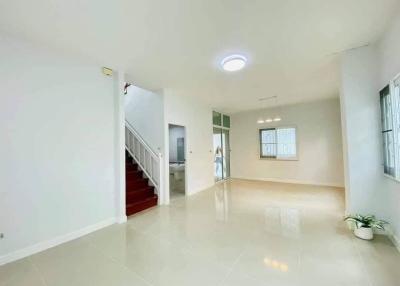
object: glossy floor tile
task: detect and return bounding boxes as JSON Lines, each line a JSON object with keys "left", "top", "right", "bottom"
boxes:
{"left": 1, "top": 179, "right": 400, "bottom": 286}
{"left": 169, "top": 173, "right": 185, "bottom": 200}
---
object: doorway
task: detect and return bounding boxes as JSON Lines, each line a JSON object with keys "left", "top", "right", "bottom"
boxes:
{"left": 213, "top": 127, "right": 230, "bottom": 182}
{"left": 168, "top": 124, "right": 186, "bottom": 199}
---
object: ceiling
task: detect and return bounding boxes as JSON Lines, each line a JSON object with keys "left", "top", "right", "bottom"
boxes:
{"left": 1, "top": 0, "right": 399, "bottom": 113}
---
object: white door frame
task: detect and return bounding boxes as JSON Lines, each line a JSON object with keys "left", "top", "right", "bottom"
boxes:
{"left": 213, "top": 126, "right": 231, "bottom": 182}
{"left": 165, "top": 123, "right": 188, "bottom": 204}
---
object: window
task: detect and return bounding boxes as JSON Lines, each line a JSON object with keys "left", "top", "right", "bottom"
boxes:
{"left": 380, "top": 78, "right": 400, "bottom": 180}
{"left": 213, "top": 111, "right": 222, "bottom": 126}
{"left": 260, "top": 127, "right": 297, "bottom": 159}
{"left": 213, "top": 111, "right": 230, "bottom": 128}
{"left": 223, "top": 114, "right": 230, "bottom": 128}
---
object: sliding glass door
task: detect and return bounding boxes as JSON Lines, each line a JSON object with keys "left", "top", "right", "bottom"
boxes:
{"left": 213, "top": 128, "right": 223, "bottom": 181}
{"left": 213, "top": 127, "right": 230, "bottom": 181}
{"left": 222, "top": 129, "right": 230, "bottom": 179}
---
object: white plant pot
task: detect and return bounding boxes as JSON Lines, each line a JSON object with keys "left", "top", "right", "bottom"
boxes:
{"left": 354, "top": 227, "right": 373, "bottom": 240}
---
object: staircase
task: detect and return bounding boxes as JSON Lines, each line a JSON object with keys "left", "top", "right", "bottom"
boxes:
{"left": 125, "top": 150, "right": 158, "bottom": 216}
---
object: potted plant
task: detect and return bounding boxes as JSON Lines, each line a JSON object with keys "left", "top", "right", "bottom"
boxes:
{"left": 344, "top": 214, "right": 388, "bottom": 240}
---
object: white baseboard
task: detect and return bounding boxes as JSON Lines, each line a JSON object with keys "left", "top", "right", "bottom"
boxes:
{"left": 186, "top": 182, "right": 216, "bottom": 196}
{"left": 392, "top": 235, "right": 400, "bottom": 253}
{"left": 117, "top": 215, "right": 127, "bottom": 224}
{"left": 0, "top": 217, "right": 117, "bottom": 266}
{"left": 387, "top": 226, "right": 400, "bottom": 253}
{"left": 232, "top": 176, "right": 344, "bottom": 188}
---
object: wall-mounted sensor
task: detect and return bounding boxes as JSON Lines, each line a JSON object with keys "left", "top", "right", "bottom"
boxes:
{"left": 102, "top": 67, "right": 113, "bottom": 76}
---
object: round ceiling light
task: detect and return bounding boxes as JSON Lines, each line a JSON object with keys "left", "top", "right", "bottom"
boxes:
{"left": 221, "top": 55, "right": 247, "bottom": 72}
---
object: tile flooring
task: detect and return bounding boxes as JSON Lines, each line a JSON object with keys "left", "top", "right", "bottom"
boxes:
{"left": 1, "top": 179, "right": 400, "bottom": 286}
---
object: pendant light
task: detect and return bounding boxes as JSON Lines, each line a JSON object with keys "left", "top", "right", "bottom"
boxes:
{"left": 256, "top": 96, "right": 282, "bottom": 124}
{"left": 272, "top": 96, "right": 282, "bottom": 122}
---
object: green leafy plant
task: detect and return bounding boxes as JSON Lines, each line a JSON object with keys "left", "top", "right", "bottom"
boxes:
{"left": 344, "top": 214, "right": 388, "bottom": 230}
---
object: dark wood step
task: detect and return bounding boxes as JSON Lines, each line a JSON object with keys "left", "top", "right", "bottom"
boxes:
{"left": 126, "top": 170, "right": 143, "bottom": 180}
{"left": 126, "top": 163, "right": 138, "bottom": 171}
{"left": 126, "top": 186, "right": 155, "bottom": 203}
{"left": 126, "top": 168, "right": 142, "bottom": 175}
{"left": 125, "top": 171, "right": 146, "bottom": 181}
{"left": 125, "top": 177, "right": 150, "bottom": 187}
{"left": 126, "top": 195, "right": 158, "bottom": 216}
{"left": 126, "top": 178, "right": 149, "bottom": 189}
{"left": 125, "top": 148, "right": 157, "bottom": 215}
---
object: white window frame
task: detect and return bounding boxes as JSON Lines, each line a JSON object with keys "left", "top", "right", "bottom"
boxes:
{"left": 259, "top": 126, "right": 298, "bottom": 161}
{"left": 380, "top": 74, "right": 400, "bottom": 183}
{"left": 392, "top": 76, "right": 400, "bottom": 181}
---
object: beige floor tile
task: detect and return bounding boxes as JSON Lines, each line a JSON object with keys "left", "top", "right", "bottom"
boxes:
{"left": 218, "top": 271, "right": 267, "bottom": 286}
{"left": 1, "top": 179, "right": 400, "bottom": 286}
{"left": 30, "top": 237, "right": 149, "bottom": 286}
{"left": 122, "top": 241, "right": 229, "bottom": 286}
{"left": 0, "top": 258, "right": 45, "bottom": 286}
{"left": 353, "top": 235, "right": 400, "bottom": 286}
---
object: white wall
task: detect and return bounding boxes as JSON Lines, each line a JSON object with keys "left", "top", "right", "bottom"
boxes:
{"left": 340, "top": 46, "right": 382, "bottom": 214}
{"left": 377, "top": 15, "right": 400, "bottom": 242}
{"left": 340, "top": 12, "right": 400, "bottom": 243}
{"left": 0, "top": 35, "right": 119, "bottom": 263}
{"left": 230, "top": 98, "right": 344, "bottom": 187}
{"left": 379, "top": 15, "right": 400, "bottom": 86}
{"left": 124, "top": 85, "right": 164, "bottom": 153}
{"left": 163, "top": 90, "right": 214, "bottom": 203}
{"left": 169, "top": 125, "right": 185, "bottom": 162}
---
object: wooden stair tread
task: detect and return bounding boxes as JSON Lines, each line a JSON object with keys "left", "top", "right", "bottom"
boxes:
{"left": 126, "top": 185, "right": 154, "bottom": 193}
{"left": 126, "top": 195, "right": 158, "bottom": 216}
{"left": 126, "top": 195, "right": 158, "bottom": 207}
{"left": 125, "top": 149, "right": 158, "bottom": 216}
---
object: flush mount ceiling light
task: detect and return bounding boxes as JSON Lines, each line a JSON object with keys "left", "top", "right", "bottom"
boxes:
{"left": 221, "top": 55, "right": 247, "bottom": 72}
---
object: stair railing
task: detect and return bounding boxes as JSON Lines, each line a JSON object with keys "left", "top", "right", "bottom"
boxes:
{"left": 125, "top": 121, "right": 163, "bottom": 195}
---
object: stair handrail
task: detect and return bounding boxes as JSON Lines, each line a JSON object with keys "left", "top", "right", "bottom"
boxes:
{"left": 125, "top": 120, "right": 161, "bottom": 158}
{"left": 125, "top": 120, "right": 163, "bottom": 196}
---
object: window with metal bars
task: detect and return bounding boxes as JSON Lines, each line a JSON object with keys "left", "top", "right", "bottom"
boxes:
{"left": 259, "top": 127, "right": 297, "bottom": 159}
{"left": 380, "top": 78, "right": 400, "bottom": 180}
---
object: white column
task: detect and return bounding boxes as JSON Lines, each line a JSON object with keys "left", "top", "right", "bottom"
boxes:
{"left": 113, "top": 71, "right": 127, "bottom": 223}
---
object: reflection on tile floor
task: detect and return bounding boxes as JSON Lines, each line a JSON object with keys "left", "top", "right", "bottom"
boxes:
{"left": 1, "top": 179, "right": 400, "bottom": 285}
{"left": 169, "top": 173, "right": 185, "bottom": 200}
